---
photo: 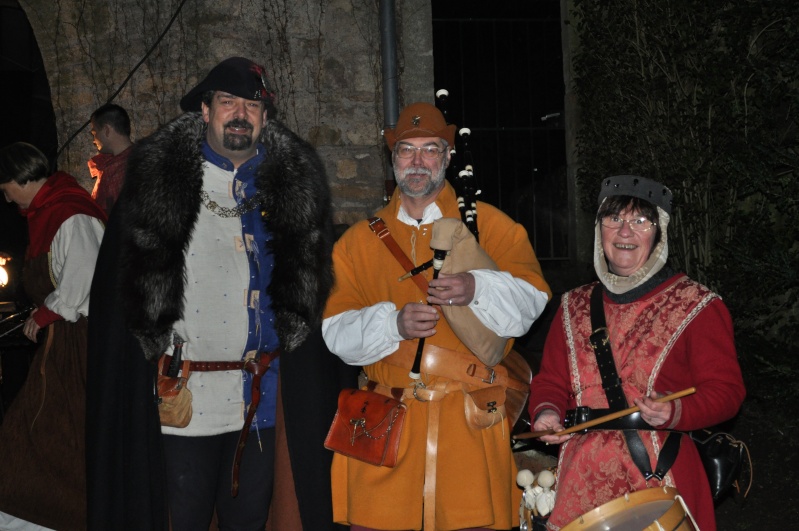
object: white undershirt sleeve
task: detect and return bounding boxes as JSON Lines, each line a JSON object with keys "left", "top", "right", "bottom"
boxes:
{"left": 43, "top": 214, "right": 105, "bottom": 321}
{"left": 322, "top": 302, "right": 405, "bottom": 366}
{"left": 468, "top": 269, "right": 548, "bottom": 337}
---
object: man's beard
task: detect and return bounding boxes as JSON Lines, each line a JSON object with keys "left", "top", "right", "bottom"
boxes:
{"left": 222, "top": 118, "right": 254, "bottom": 151}
{"left": 395, "top": 162, "right": 447, "bottom": 198}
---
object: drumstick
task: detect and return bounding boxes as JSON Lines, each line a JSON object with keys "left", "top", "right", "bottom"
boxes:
{"left": 515, "top": 387, "right": 696, "bottom": 440}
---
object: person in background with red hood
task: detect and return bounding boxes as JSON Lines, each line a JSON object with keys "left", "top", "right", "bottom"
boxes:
{"left": 0, "top": 142, "right": 106, "bottom": 531}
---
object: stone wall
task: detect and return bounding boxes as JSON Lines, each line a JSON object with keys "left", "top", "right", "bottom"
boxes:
{"left": 18, "top": 0, "right": 435, "bottom": 225}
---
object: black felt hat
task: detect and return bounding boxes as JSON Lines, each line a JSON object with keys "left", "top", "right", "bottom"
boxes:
{"left": 598, "top": 175, "right": 673, "bottom": 215}
{"left": 180, "top": 57, "right": 276, "bottom": 112}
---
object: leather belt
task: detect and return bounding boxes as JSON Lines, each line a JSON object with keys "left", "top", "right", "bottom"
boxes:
{"left": 159, "top": 355, "right": 246, "bottom": 372}
{"left": 384, "top": 342, "right": 527, "bottom": 393}
{"left": 368, "top": 380, "right": 462, "bottom": 403}
{"left": 588, "top": 286, "right": 681, "bottom": 482}
{"left": 564, "top": 406, "right": 682, "bottom": 479}
{"left": 565, "top": 407, "right": 652, "bottom": 431}
{"left": 368, "top": 217, "right": 428, "bottom": 295}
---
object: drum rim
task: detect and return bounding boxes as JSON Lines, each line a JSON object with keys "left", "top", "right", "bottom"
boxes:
{"left": 561, "top": 486, "right": 687, "bottom": 531}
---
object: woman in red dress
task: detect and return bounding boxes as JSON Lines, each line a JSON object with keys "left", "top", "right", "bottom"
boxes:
{"left": 529, "top": 175, "right": 745, "bottom": 530}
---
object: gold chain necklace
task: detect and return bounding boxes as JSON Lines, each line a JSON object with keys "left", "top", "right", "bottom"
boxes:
{"left": 200, "top": 190, "right": 264, "bottom": 218}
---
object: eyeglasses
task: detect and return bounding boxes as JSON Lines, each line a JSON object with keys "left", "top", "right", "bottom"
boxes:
{"left": 395, "top": 144, "right": 446, "bottom": 159}
{"left": 600, "top": 215, "right": 656, "bottom": 232}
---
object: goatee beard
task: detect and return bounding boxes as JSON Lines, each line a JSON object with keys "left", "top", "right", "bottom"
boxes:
{"left": 223, "top": 119, "right": 254, "bottom": 151}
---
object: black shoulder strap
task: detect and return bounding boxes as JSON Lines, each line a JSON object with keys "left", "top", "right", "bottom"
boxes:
{"left": 589, "top": 286, "right": 627, "bottom": 409}
{"left": 589, "top": 284, "right": 681, "bottom": 481}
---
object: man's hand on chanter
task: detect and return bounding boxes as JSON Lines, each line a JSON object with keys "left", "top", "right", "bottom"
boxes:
{"left": 397, "top": 302, "right": 440, "bottom": 339}
{"left": 428, "top": 272, "right": 476, "bottom": 307}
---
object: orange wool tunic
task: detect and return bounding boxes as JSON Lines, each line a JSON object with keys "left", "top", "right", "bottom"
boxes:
{"left": 324, "top": 183, "right": 550, "bottom": 530}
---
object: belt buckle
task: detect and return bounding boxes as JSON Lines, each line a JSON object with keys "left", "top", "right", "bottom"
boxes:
{"left": 368, "top": 217, "right": 389, "bottom": 239}
{"left": 481, "top": 367, "right": 496, "bottom": 385}
{"left": 564, "top": 406, "right": 591, "bottom": 432}
{"left": 412, "top": 380, "right": 428, "bottom": 402}
{"left": 590, "top": 327, "right": 610, "bottom": 347}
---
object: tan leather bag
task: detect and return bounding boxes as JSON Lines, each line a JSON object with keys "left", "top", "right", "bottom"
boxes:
{"left": 431, "top": 218, "right": 532, "bottom": 427}
{"left": 431, "top": 218, "right": 509, "bottom": 366}
{"left": 464, "top": 385, "right": 507, "bottom": 429}
{"left": 156, "top": 354, "right": 193, "bottom": 428}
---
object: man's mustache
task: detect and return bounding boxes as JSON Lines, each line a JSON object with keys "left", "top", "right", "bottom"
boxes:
{"left": 401, "top": 167, "right": 432, "bottom": 178}
{"left": 225, "top": 119, "right": 253, "bottom": 131}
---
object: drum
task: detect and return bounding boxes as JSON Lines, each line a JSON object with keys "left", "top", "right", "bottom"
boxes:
{"left": 561, "top": 486, "right": 697, "bottom": 531}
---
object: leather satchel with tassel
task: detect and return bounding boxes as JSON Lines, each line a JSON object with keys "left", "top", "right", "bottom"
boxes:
{"left": 324, "top": 388, "right": 407, "bottom": 467}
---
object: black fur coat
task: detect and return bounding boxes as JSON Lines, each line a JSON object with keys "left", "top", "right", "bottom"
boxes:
{"left": 118, "top": 112, "right": 334, "bottom": 360}
{"left": 86, "top": 113, "right": 355, "bottom": 530}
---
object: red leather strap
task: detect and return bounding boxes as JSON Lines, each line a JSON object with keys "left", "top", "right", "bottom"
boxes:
{"left": 230, "top": 349, "right": 280, "bottom": 497}
{"left": 159, "top": 355, "right": 244, "bottom": 372}
{"left": 368, "top": 217, "right": 429, "bottom": 295}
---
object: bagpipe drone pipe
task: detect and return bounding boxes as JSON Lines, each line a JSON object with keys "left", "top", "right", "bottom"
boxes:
{"left": 435, "top": 89, "right": 540, "bottom": 432}
{"left": 435, "top": 89, "right": 481, "bottom": 243}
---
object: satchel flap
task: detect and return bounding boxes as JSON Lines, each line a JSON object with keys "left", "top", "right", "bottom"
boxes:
{"left": 466, "top": 385, "right": 506, "bottom": 411}
{"left": 157, "top": 356, "right": 191, "bottom": 397}
{"left": 501, "top": 349, "right": 533, "bottom": 386}
{"left": 337, "top": 389, "right": 405, "bottom": 438}
{"left": 326, "top": 388, "right": 408, "bottom": 468}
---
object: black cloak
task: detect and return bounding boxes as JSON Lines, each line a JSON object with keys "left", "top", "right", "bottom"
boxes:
{"left": 86, "top": 113, "right": 357, "bottom": 530}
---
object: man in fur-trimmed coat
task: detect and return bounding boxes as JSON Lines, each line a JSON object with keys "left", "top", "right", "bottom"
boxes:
{"left": 86, "top": 57, "right": 355, "bottom": 531}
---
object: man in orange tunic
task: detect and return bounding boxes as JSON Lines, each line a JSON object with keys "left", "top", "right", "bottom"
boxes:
{"left": 323, "top": 102, "right": 551, "bottom": 530}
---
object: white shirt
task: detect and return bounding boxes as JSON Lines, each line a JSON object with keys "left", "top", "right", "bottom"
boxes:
{"left": 44, "top": 214, "right": 105, "bottom": 321}
{"left": 322, "top": 202, "right": 548, "bottom": 366}
{"left": 161, "top": 162, "right": 251, "bottom": 437}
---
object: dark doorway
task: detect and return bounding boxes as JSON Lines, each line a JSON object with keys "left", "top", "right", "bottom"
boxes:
{"left": 0, "top": 1, "right": 56, "bottom": 267}
{"left": 0, "top": 1, "right": 57, "bottom": 160}
{"left": 0, "top": 1, "right": 52, "bottom": 414}
{"left": 432, "top": 0, "right": 568, "bottom": 261}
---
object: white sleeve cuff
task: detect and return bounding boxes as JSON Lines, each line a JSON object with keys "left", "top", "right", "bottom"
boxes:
{"left": 469, "top": 269, "right": 549, "bottom": 337}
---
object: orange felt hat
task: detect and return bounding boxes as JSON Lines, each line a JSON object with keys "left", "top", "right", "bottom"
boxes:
{"left": 384, "top": 102, "right": 456, "bottom": 150}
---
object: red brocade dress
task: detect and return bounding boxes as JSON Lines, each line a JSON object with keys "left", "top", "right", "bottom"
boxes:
{"left": 529, "top": 275, "right": 745, "bottom": 531}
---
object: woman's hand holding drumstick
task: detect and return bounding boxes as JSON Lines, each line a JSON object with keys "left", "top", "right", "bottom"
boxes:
{"left": 518, "top": 387, "right": 696, "bottom": 443}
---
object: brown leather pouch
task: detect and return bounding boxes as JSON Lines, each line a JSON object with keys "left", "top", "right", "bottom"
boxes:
{"left": 464, "top": 385, "right": 507, "bottom": 429}
{"left": 324, "top": 389, "right": 407, "bottom": 467}
{"left": 156, "top": 355, "right": 193, "bottom": 428}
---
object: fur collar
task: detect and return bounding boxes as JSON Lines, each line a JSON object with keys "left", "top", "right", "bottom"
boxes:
{"left": 117, "top": 112, "right": 334, "bottom": 360}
